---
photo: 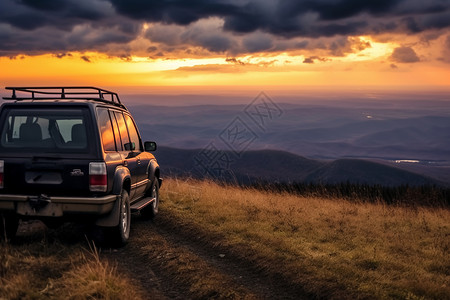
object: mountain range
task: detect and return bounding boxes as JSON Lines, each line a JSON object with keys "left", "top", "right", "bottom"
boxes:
{"left": 128, "top": 100, "right": 450, "bottom": 161}
{"left": 124, "top": 95, "right": 450, "bottom": 185}
{"left": 155, "top": 147, "right": 444, "bottom": 187}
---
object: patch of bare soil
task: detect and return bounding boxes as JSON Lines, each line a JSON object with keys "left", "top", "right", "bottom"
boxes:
{"left": 101, "top": 213, "right": 309, "bottom": 299}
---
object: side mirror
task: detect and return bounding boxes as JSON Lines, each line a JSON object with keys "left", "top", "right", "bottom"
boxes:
{"left": 144, "top": 141, "right": 157, "bottom": 152}
{"left": 124, "top": 142, "right": 135, "bottom": 151}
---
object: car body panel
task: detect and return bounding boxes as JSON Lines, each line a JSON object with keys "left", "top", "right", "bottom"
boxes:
{"left": 0, "top": 87, "right": 161, "bottom": 231}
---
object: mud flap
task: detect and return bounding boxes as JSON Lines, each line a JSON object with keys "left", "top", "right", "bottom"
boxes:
{"left": 95, "top": 195, "right": 120, "bottom": 227}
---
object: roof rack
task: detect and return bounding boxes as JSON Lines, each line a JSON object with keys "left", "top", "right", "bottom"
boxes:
{"left": 3, "top": 86, "right": 126, "bottom": 109}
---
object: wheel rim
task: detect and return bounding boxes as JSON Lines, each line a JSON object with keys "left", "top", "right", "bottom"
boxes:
{"left": 121, "top": 199, "right": 128, "bottom": 234}
{"left": 152, "top": 186, "right": 157, "bottom": 209}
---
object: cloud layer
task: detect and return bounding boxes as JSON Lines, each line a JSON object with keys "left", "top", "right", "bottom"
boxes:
{"left": 1, "top": 0, "right": 449, "bottom": 58}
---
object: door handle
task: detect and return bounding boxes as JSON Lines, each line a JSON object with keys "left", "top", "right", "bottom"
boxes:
{"left": 137, "top": 158, "right": 141, "bottom": 164}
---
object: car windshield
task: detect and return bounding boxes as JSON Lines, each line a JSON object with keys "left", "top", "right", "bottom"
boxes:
{"left": 0, "top": 108, "right": 89, "bottom": 152}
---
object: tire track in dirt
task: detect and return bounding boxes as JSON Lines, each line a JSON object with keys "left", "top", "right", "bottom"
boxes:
{"left": 102, "top": 213, "right": 310, "bottom": 299}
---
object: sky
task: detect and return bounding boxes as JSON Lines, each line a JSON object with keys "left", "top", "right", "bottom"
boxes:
{"left": 1, "top": 0, "right": 450, "bottom": 96}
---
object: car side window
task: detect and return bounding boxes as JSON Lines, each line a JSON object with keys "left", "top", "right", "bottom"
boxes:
{"left": 124, "top": 114, "right": 141, "bottom": 152}
{"left": 110, "top": 111, "right": 123, "bottom": 151}
{"left": 113, "top": 111, "right": 131, "bottom": 151}
{"left": 96, "top": 108, "right": 116, "bottom": 151}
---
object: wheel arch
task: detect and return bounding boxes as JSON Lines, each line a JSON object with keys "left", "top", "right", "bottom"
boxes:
{"left": 112, "top": 165, "right": 131, "bottom": 195}
{"left": 96, "top": 166, "right": 131, "bottom": 227}
{"left": 149, "top": 160, "right": 160, "bottom": 179}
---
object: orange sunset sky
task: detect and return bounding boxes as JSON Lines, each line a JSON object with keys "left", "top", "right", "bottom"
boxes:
{"left": 1, "top": 0, "right": 450, "bottom": 96}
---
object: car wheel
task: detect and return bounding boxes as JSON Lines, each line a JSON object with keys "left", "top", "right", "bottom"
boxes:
{"left": 0, "top": 213, "right": 19, "bottom": 241}
{"left": 105, "top": 189, "right": 131, "bottom": 247}
{"left": 141, "top": 178, "right": 159, "bottom": 219}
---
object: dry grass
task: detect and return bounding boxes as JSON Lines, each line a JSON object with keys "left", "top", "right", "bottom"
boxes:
{"left": 51, "top": 242, "right": 144, "bottom": 300}
{"left": 161, "top": 178, "right": 450, "bottom": 299}
{"left": 1, "top": 178, "right": 449, "bottom": 299}
{"left": 0, "top": 229, "right": 144, "bottom": 300}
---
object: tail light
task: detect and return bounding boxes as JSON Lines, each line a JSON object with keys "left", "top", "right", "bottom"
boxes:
{"left": 0, "top": 160, "right": 4, "bottom": 189}
{"left": 89, "top": 162, "right": 107, "bottom": 192}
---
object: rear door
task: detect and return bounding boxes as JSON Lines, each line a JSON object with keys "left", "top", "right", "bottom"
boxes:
{"left": 0, "top": 105, "right": 95, "bottom": 197}
{"left": 124, "top": 113, "right": 150, "bottom": 197}
{"left": 110, "top": 111, "right": 140, "bottom": 199}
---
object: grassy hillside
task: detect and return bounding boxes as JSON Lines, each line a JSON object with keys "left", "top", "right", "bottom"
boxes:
{"left": 1, "top": 178, "right": 449, "bottom": 299}
{"left": 161, "top": 178, "right": 450, "bottom": 299}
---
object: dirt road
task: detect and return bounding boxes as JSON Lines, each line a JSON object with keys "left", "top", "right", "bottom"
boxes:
{"left": 11, "top": 211, "right": 308, "bottom": 299}
{"left": 102, "top": 213, "right": 308, "bottom": 299}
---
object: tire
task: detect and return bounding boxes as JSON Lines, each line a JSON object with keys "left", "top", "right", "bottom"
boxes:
{"left": 141, "top": 178, "right": 160, "bottom": 219}
{"left": 0, "top": 213, "right": 19, "bottom": 241}
{"left": 105, "top": 189, "right": 131, "bottom": 247}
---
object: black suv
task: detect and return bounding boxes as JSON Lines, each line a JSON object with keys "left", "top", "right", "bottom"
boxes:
{"left": 0, "top": 87, "right": 161, "bottom": 245}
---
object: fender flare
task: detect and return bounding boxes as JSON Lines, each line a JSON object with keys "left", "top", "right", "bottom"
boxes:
{"left": 146, "top": 159, "right": 161, "bottom": 191}
{"left": 95, "top": 166, "right": 131, "bottom": 227}
{"left": 148, "top": 159, "right": 160, "bottom": 181}
{"left": 111, "top": 165, "right": 131, "bottom": 195}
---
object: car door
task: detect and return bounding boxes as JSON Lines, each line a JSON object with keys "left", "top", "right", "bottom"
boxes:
{"left": 124, "top": 113, "right": 149, "bottom": 197}
{"left": 111, "top": 111, "right": 139, "bottom": 199}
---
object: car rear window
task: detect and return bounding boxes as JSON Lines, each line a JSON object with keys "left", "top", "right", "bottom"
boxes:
{"left": 0, "top": 107, "right": 90, "bottom": 152}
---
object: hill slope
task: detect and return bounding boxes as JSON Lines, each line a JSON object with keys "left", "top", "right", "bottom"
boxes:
{"left": 156, "top": 147, "right": 441, "bottom": 186}
{"left": 130, "top": 102, "right": 450, "bottom": 162}
{"left": 305, "top": 158, "right": 439, "bottom": 186}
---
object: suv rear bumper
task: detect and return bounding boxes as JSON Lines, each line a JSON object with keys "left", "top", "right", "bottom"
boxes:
{"left": 0, "top": 194, "right": 118, "bottom": 217}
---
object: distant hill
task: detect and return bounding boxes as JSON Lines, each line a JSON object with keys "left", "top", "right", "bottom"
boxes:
{"left": 129, "top": 101, "right": 450, "bottom": 184}
{"left": 156, "top": 147, "right": 322, "bottom": 183}
{"left": 130, "top": 103, "right": 450, "bottom": 162}
{"left": 156, "top": 147, "right": 442, "bottom": 186}
{"left": 304, "top": 159, "right": 440, "bottom": 186}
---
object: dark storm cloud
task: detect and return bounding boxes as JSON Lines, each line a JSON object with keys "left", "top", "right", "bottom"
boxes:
{"left": 0, "top": 0, "right": 139, "bottom": 56}
{"left": 243, "top": 33, "right": 274, "bottom": 52}
{"left": 145, "top": 19, "right": 233, "bottom": 53}
{"left": 1, "top": 0, "right": 449, "bottom": 56}
{"left": 194, "top": 35, "right": 231, "bottom": 52}
{"left": 110, "top": 0, "right": 237, "bottom": 25}
{"left": 1, "top": 0, "right": 113, "bottom": 31}
{"left": 390, "top": 46, "right": 420, "bottom": 63}
{"left": 110, "top": 0, "right": 450, "bottom": 37}
{"left": 303, "top": 0, "right": 398, "bottom": 20}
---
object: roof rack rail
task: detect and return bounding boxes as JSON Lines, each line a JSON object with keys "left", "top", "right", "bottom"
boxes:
{"left": 3, "top": 86, "right": 126, "bottom": 109}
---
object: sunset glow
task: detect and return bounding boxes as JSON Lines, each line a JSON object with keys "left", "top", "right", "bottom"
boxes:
{"left": 1, "top": 0, "right": 449, "bottom": 95}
